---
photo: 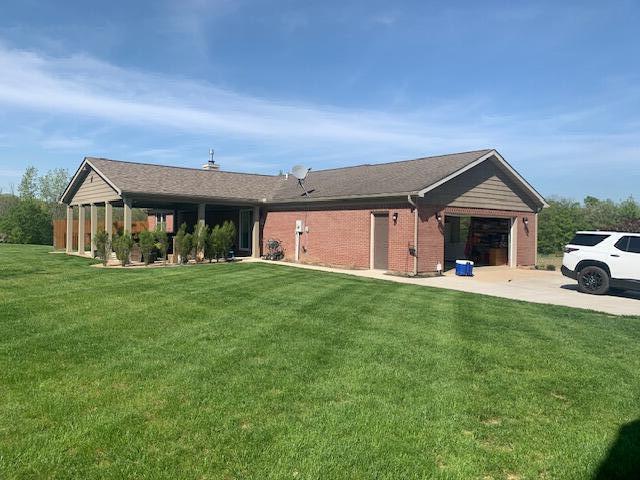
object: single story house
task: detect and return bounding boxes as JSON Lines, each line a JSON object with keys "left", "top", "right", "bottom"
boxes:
{"left": 60, "top": 149, "right": 547, "bottom": 273}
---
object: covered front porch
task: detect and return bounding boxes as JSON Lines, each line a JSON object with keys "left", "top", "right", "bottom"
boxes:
{"left": 63, "top": 196, "right": 262, "bottom": 259}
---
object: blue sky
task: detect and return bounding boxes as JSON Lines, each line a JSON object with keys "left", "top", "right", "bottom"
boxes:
{"left": 0, "top": 0, "right": 638, "bottom": 200}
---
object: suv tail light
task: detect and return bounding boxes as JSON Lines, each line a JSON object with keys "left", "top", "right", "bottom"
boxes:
{"left": 564, "top": 247, "right": 580, "bottom": 253}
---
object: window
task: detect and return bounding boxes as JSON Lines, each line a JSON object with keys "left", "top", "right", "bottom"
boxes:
{"left": 568, "top": 233, "right": 610, "bottom": 246}
{"left": 155, "top": 213, "right": 167, "bottom": 231}
{"left": 239, "top": 209, "right": 252, "bottom": 251}
{"left": 614, "top": 236, "right": 640, "bottom": 253}
{"left": 628, "top": 237, "right": 640, "bottom": 254}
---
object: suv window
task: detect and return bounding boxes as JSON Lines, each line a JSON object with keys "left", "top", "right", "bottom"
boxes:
{"left": 628, "top": 237, "right": 640, "bottom": 254}
{"left": 569, "top": 233, "right": 610, "bottom": 246}
{"left": 614, "top": 236, "right": 630, "bottom": 251}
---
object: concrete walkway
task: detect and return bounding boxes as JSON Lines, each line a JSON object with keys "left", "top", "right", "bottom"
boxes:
{"left": 252, "top": 259, "right": 640, "bottom": 317}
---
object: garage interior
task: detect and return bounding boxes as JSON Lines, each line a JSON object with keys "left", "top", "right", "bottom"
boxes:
{"left": 444, "top": 216, "right": 511, "bottom": 268}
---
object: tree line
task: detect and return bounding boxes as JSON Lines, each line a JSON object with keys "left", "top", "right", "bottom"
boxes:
{"left": 0, "top": 166, "right": 69, "bottom": 244}
{"left": 538, "top": 196, "right": 640, "bottom": 254}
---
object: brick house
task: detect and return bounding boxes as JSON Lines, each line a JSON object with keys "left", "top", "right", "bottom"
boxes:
{"left": 60, "top": 149, "right": 547, "bottom": 273}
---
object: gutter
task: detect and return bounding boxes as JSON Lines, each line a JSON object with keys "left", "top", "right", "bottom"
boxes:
{"left": 407, "top": 194, "right": 418, "bottom": 276}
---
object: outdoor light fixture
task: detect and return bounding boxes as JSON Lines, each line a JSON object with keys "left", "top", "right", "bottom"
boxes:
{"left": 523, "top": 217, "right": 529, "bottom": 226}
{"left": 392, "top": 212, "right": 398, "bottom": 224}
{"left": 436, "top": 212, "right": 443, "bottom": 222}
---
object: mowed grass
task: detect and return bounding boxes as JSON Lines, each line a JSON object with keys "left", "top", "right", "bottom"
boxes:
{"left": 1, "top": 245, "right": 639, "bottom": 479}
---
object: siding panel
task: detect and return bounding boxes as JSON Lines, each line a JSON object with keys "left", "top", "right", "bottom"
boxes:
{"left": 69, "top": 169, "right": 120, "bottom": 205}
{"left": 422, "top": 160, "right": 537, "bottom": 212}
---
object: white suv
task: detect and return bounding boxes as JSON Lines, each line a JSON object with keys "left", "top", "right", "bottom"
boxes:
{"left": 562, "top": 231, "right": 640, "bottom": 295}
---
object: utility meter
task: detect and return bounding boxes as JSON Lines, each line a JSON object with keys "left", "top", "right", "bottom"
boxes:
{"left": 295, "top": 220, "right": 304, "bottom": 233}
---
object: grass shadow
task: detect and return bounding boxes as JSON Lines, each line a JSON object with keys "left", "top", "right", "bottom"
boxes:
{"left": 593, "top": 419, "right": 640, "bottom": 479}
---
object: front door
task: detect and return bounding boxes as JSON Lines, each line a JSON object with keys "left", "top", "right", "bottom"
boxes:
{"left": 239, "top": 209, "right": 252, "bottom": 252}
{"left": 373, "top": 213, "right": 389, "bottom": 270}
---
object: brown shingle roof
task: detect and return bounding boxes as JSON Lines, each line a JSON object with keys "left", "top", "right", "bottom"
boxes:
{"left": 87, "top": 157, "right": 284, "bottom": 202}
{"left": 79, "top": 149, "right": 497, "bottom": 204}
{"left": 270, "top": 149, "right": 493, "bottom": 201}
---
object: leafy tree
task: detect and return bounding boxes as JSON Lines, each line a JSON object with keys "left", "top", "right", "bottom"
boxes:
{"left": 94, "top": 230, "right": 111, "bottom": 266}
{"left": 618, "top": 196, "right": 640, "bottom": 222}
{"left": 38, "top": 168, "right": 69, "bottom": 220}
{"left": 0, "top": 198, "right": 51, "bottom": 244}
{"left": 154, "top": 226, "right": 168, "bottom": 264}
{"left": 112, "top": 232, "right": 134, "bottom": 266}
{"left": 192, "top": 222, "right": 209, "bottom": 262}
{"left": 537, "top": 197, "right": 586, "bottom": 254}
{"left": 18, "top": 166, "right": 38, "bottom": 199}
{"left": 138, "top": 230, "right": 156, "bottom": 266}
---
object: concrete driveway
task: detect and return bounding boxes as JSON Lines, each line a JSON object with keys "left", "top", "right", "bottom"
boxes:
{"left": 255, "top": 260, "right": 640, "bottom": 316}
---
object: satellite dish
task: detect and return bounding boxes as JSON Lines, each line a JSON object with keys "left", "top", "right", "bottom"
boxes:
{"left": 290, "top": 165, "right": 311, "bottom": 197}
{"left": 291, "top": 165, "right": 310, "bottom": 180}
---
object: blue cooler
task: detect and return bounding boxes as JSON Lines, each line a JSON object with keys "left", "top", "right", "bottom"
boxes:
{"left": 455, "top": 260, "right": 474, "bottom": 276}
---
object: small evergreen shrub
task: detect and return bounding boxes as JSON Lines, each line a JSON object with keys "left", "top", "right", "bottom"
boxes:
{"left": 138, "top": 230, "right": 156, "bottom": 266}
{"left": 174, "top": 224, "right": 193, "bottom": 264}
{"left": 221, "top": 220, "right": 236, "bottom": 260}
{"left": 113, "top": 232, "right": 134, "bottom": 267}
{"left": 94, "top": 229, "right": 111, "bottom": 266}
{"left": 192, "top": 223, "right": 209, "bottom": 262}
{"left": 154, "top": 226, "right": 168, "bottom": 264}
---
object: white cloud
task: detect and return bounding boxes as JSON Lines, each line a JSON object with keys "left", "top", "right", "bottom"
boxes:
{"left": 0, "top": 41, "right": 638, "bottom": 199}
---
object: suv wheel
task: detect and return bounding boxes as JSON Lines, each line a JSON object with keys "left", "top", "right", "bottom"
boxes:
{"left": 577, "top": 266, "right": 610, "bottom": 295}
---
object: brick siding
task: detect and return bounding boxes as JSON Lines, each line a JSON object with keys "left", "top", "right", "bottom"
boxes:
{"left": 261, "top": 203, "right": 537, "bottom": 273}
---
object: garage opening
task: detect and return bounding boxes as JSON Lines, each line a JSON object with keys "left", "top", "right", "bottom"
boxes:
{"left": 444, "top": 216, "right": 512, "bottom": 268}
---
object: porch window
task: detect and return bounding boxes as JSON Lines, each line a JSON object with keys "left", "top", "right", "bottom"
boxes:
{"left": 239, "top": 209, "right": 252, "bottom": 251}
{"left": 155, "top": 213, "right": 167, "bottom": 231}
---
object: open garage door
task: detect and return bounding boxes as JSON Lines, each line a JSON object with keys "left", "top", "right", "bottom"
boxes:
{"left": 444, "top": 216, "right": 513, "bottom": 268}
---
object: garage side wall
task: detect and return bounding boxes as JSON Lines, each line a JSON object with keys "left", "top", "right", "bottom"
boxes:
{"left": 262, "top": 204, "right": 415, "bottom": 271}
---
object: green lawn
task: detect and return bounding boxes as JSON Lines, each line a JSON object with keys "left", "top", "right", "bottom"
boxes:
{"left": 1, "top": 245, "right": 639, "bottom": 479}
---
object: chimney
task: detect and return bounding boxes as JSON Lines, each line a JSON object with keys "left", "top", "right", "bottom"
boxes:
{"left": 202, "top": 148, "right": 219, "bottom": 170}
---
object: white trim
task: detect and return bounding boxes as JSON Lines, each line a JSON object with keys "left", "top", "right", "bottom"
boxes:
{"left": 417, "top": 150, "right": 549, "bottom": 208}
{"left": 510, "top": 217, "right": 518, "bottom": 268}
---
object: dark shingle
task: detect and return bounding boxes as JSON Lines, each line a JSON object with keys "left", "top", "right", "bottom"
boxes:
{"left": 270, "top": 149, "right": 493, "bottom": 201}
{"left": 88, "top": 158, "right": 284, "bottom": 202}
{"left": 85, "top": 149, "right": 494, "bottom": 203}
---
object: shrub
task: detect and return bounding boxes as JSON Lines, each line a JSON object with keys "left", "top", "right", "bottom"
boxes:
{"left": 220, "top": 220, "right": 236, "bottom": 260}
{"left": 546, "top": 264, "right": 556, "bottom": 271}
{"left": 94, "top": 230, "right": 111, "bottom": 266}
{"left": 204, "top": 226, "right": 217, "bottom": 262}
{"left": 192, "top": 223, "right": 209, "bottom": 262}
{"left": 154, "top": 226, "right": 168, "bottom": 264}
{"left": 209, "top": 225, "right": 223, "bottom": 262}
{"left": 112, "top": 232, "right": 134, "bottom": 267}
{"left": 174, "top": 224, "right": 193, "bottom": 264}
{"left": 138, "top": 230, "right": 156, "bottom": 266}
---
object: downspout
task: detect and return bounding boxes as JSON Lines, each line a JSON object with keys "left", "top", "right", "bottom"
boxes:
{"left": 407, "top": 194, "right": 418, "bottom": 276}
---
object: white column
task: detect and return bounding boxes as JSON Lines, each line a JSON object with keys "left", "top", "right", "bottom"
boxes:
{"left": 77, "top": 205, "right": 85, "bottom": 255}
{"left": 66, "top": 205, "right": 73, "bottom": 253}
{"left": 198, "top": 203, "right": 206, "bottom": 225}
{"left": 123, "top": 198, "right": 132, "bottom": 234}
{"left": 90, "top": 204, "right": 97, "bottom": 256}
{"left": 105, "top": 202, "right": 113, "bottom": 240}
{"left": 251, "top": 206, "right": 260, "bottom": 258}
